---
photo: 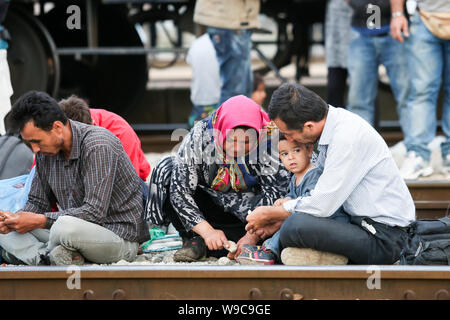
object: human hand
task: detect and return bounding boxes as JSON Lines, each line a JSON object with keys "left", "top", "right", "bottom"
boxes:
{"left": 274, "top": 198, "right": 291, "bottom": 207}
{"left": 0, "top": 211, "right": 14, "bottom": 219}
{"left": 202, "top": 228, "right": 229, "bottom": 251}
{"left": 0, "top": 211, "right": 15, "bottom": 234}
{"left": 4, "top": 211, "right": 46, "bottom": 234}
{"left": 254, "top": 220, "right": 283, "bottom": 240}
{"left": 245, "top": 206, "right": 272, "bottom": 235}
{"left": 390, "top": 15, "right": 409, "bottom": 42}
{"left": 228, "top": 232, "right": 259, "bottom": 260}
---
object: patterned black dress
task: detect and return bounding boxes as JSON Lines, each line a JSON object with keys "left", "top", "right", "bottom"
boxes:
{"left": 144, "top": 117, "right": 291, "bottom": 236}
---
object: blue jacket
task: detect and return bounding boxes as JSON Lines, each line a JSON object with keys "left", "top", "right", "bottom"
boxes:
{"left": 286, "top": 167, "right": 350, "bottom": 222}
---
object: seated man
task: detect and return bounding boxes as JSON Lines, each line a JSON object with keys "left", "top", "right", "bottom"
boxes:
{"left": 236, "top": 134, "right": 349, "bottom": 265}
{"left": 58, "top": 95, "right": 150, "bottom": 182}
{"left": 0, "top": 91, "right": 149, "bottom": 265}
{"left": 246, "top": 83, "right": 415, "bottom": 265}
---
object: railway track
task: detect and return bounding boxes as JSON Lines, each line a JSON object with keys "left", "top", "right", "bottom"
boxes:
{"left": 0, "top": 265, "right": 449, "bottom": 300}
{"left": 0, "top": 132, "right": 447, "bottom": 301}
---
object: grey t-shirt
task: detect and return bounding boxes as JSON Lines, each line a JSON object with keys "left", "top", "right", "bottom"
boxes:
{"left": 418, "top": 0, "right": 450, "bottom": 13}
{"left": 0, "top": 135, "right": 34, "bottom": 180}
{"left": 186, "top": 34, "right": 221, "bottom": 106}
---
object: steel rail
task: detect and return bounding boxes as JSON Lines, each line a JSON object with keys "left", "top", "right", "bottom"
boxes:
{"left": 0, "top": 265, "right": 449, "bottom": 300}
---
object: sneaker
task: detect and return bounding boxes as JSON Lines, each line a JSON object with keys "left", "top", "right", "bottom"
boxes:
{"left": 443, "top": 154, "right": 450, "bottom": 174}
{"left": 236, "top": 245, "right": 275, "bottom": 265}
{"left": 240, "top": 244, "right": 260, "bottom": 255}
{"left": 1, "top": 248, "right": 25, "bottom": 265}
{"left": 280, "top": 247, "right": 348, "bottom": 265}
{"left": 400, "top": 151, "right": 433, "bottom": 180}
{"left": 49, "top": 245, "right": 85, "bottom": 265}
{"left": 173, "top": 236, "right": 207, "bottom": 262}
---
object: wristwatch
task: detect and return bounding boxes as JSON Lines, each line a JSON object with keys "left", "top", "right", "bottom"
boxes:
{"left": 392, "top": 11, "right": 404, "bottom": 18}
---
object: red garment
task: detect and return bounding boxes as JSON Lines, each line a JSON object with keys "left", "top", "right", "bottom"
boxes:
{"left": 90, "top": 109, "right": 150, "bottom": 181}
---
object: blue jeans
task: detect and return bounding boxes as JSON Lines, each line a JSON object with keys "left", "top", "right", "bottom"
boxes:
{"left": 347, "top": 30, "right": 410, "bottom": 141}
{"left": 188, "top": 103, "right": 219, "bottom": 128}
{"left": 263, "top": 208, "right": 350, "bottom": 262}
{"left": 207, "top": 27, "right": 253, "bottom": 104}
{"left": 404, "top": 12, "right": 450, "bottom": 161}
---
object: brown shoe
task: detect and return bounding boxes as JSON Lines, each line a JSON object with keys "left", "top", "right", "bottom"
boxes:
{"left": 49, "top": 245, "right": 85, "bottom": 265}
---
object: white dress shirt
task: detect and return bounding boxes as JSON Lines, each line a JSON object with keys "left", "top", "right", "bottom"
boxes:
{"left": 283, "top": 105, "right": 415, "bottom": 227}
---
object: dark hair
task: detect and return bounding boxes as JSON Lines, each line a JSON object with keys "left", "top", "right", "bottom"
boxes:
{"left": 253, "top": 72, "right": 264, "bottom": 92}
{"left": 268, "top": 83, "right": 328, "bottom": 131}
{"left": 3, "top": 110, "right": 15, "bottom": 136}
{"left": 278, "top": 132, "right": 287, "bottom": 141}
{"left": 10, "top": 91, "right": 68, "bottom": 132}
{"left": 59, "top": 95, "right": 93, "bottom": 125}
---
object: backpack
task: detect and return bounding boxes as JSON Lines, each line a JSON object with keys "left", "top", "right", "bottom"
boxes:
{"left": 0, "top": 135, "right": 34, "bottom": 180}
{"left": 400, "top": 217, "right": 450, "bottom": 265}
{"left": 0, "top": 166, "right": 35, "bottom": 213}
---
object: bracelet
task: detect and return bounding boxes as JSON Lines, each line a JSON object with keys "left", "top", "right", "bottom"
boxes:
{"left": 392, "top": 11, "right": 404, "bottom": 18}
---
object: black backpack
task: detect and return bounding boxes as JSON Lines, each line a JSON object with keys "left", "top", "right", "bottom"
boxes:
{"left": 400, "top": 217, "right": 450, "bottom": 265}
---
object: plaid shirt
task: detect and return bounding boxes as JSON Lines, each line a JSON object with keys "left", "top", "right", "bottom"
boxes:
{"left": 23, "top": 120, "right": 149, "bottom": 243}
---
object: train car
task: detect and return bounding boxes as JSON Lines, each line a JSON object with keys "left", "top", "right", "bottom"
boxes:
{"left": 4, "top": 0, "right": 326, "bottom": 116}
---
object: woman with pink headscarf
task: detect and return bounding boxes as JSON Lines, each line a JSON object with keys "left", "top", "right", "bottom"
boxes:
{"left": 145, "top": 95, "right": 290, "bottom": 262}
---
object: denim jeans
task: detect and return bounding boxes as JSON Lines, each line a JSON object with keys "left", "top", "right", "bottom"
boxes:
{"left": 347, "top": 30, "right": 410, "bottom": 141}
{"left": 207, "top": 27, "right": 253, "bottom": 104}
{"left": 0, "top": 216, "right": 139, "bottom": 265}
{"left": 404, "top": 12, "right": 450, "bottom": 161}
{"left": 188, "top": 103, "right": 219, "bottom": 128}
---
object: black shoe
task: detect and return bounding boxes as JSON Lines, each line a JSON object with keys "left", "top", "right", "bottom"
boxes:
{"left": 39, "top": 253, "right": 51, "bottom": 266}
{"left": 173, "top": 236, "right": 207, "bottom": 262}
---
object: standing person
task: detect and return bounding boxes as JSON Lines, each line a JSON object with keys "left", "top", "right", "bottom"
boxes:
{"left": 145, "top": 95, "right": 290, "bottom": 262}
{"left": 0, "top": 91, "right": 149, "bottom": 266}
{"left": 346, "top": 0, "right": 410, "bottom": 136}
{"left": 390, "top": 0, "right": 450, "bottom": 178}
{"left": 193, "top": 0, "right": 260, "bottom": 104}
{"left": 186, "top": 33, "right": 221, "bottom": 128}
{"left": 325, "top": 0, "right": 353, "bottom": 108}
{"left": 245, "top": 83, "right": 415, "bottom": 265}
{"left": 0, "top": 0, "right": 12, "bottom": 135}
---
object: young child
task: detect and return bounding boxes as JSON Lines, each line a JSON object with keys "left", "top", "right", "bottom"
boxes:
{"left": 236, "top": 134, "right": 350, "bottom": 265}
{"left": 250, "top": 72, "right": 267, "bottom": 108}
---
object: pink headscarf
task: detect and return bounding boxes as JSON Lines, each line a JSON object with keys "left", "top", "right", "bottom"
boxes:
{"left": 209, "top": 95, "right": 270, "bottom": 192}
{"left": 212, "top": 95, "right": 270, "bottom": 147}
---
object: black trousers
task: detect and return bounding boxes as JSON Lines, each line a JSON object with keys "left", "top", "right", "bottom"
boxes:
{"left": 279, "top": 213, "right": 408, "bottom": 264}
{"left": 327, "top": 67, "right": 348, "bottom": 108}
{"left": 164, "top": 188, "right": 247, "bottom": 257}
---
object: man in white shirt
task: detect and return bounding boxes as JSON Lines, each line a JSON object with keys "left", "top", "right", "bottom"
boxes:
{"left": 246, "top": 83, "right": 415, "bottom": 264}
